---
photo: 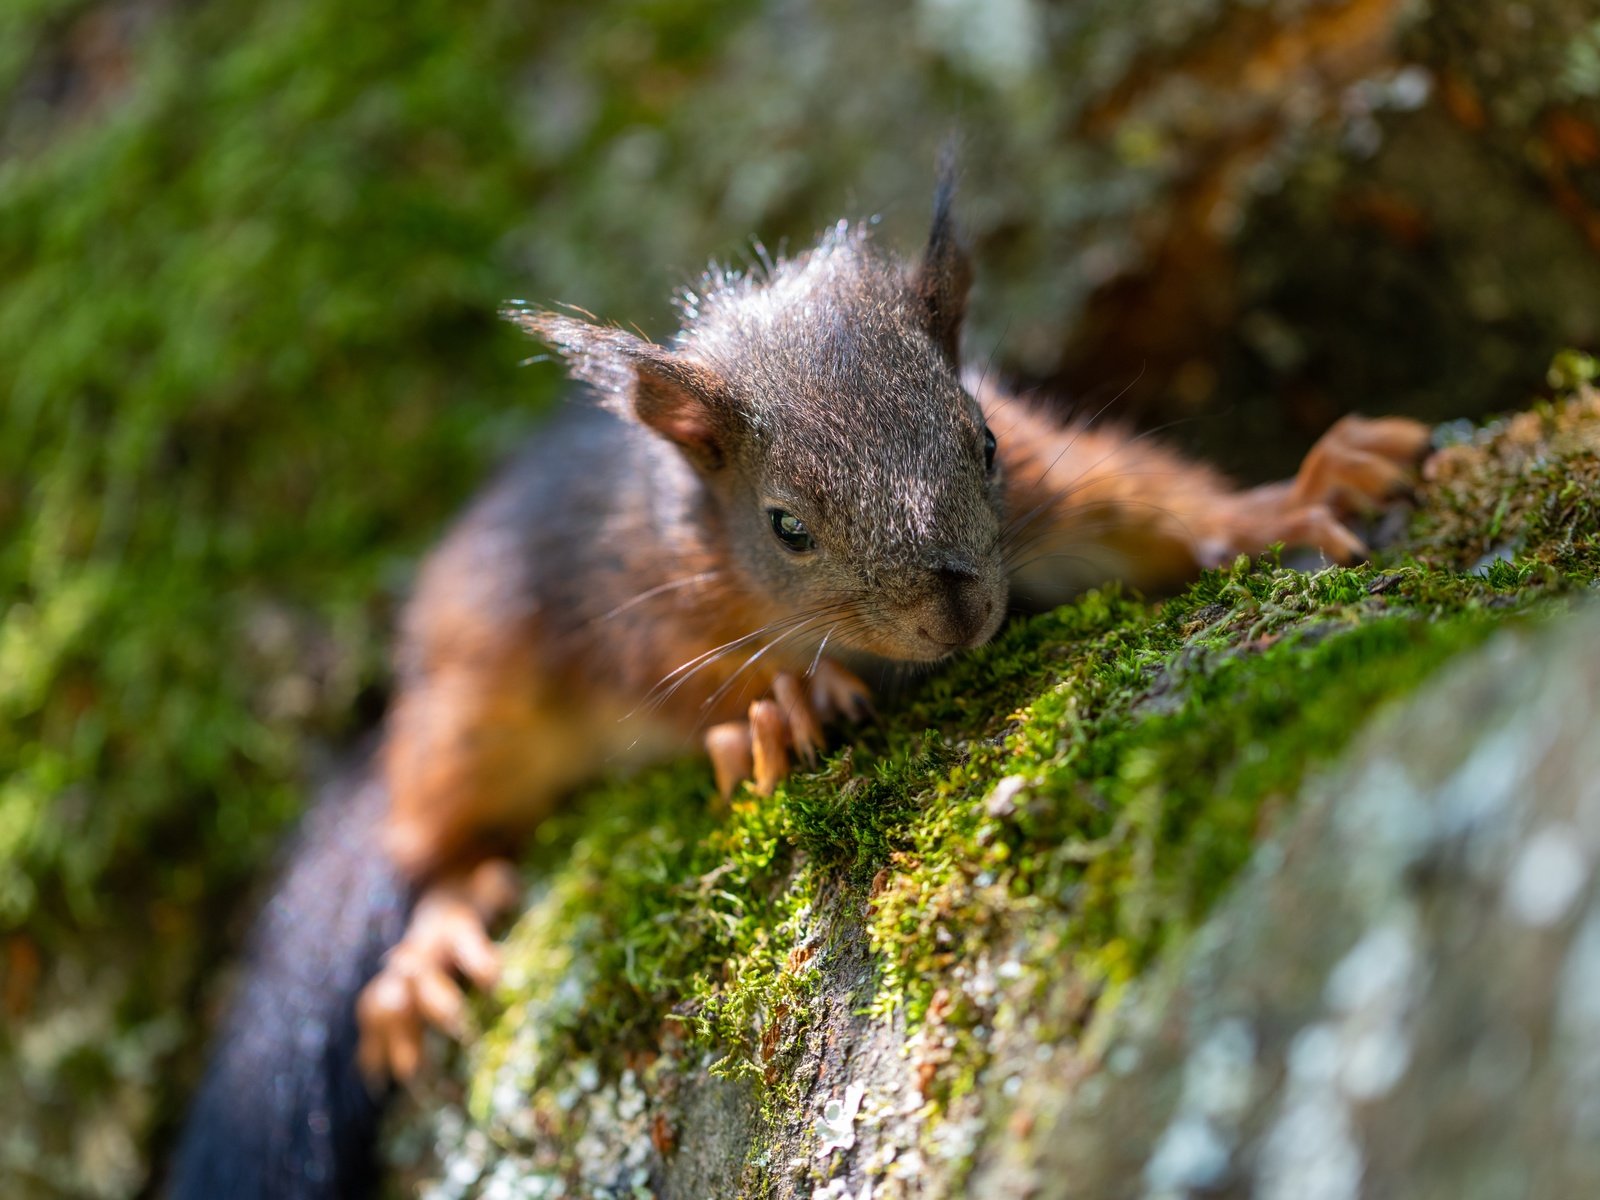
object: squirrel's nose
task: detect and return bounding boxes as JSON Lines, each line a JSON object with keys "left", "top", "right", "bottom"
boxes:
{"left": 918, "top": 558, "right": 996, "bottom": 648}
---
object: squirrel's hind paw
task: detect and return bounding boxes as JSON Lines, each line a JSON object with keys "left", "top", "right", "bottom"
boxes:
{"left": 355, "top": 858, "right": 520, "bottom": 1086}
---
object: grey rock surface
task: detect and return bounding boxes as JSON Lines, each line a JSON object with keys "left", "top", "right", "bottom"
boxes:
{"left": 980, "top": 603, "right": 1600, "bottom": 1199}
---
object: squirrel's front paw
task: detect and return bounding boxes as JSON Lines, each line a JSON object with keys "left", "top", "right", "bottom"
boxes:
{"left": 355, "top": 858, "right": 520, "bottom": 1086}
{"left": 1228, "top": 415, "right": 1431, "bottom": 564}
{"left": 703, "top": 660, "right": 872, "bottom": 797}
{"left": 1289, "top": 414, "right": 1432, "bottom": 517}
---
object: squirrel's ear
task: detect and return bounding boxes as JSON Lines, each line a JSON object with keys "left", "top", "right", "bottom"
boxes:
{"left": 505, "top": 306, "right": 733, "bottom": 467}
{"left": 910, "top": 164, "right": 973, "bottom": 370}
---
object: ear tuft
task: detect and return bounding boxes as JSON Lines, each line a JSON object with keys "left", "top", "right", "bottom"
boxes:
{"left": 910, "top": 152, "right": 973, "bottom": 370}
{"left": 504, "top": 305, "right": 733, "bottom": 467}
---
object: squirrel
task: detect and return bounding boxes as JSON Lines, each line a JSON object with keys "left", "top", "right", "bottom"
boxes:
{"left": 168, "top": 174, "right": 1429, "bottom": 1199}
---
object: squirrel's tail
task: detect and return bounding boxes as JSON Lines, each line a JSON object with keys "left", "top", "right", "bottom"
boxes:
{"left": 169, "top": 760, "right": 411, "bottom": 1200}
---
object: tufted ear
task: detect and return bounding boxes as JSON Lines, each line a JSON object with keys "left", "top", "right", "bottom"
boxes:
{"left": 504, "top": 305, "right": 735, "bottom": 468}
{"left": 909, "top": 160, "right": 973, "bottom": 370}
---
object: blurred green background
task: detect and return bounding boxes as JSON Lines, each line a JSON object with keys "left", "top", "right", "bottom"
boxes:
{"left": 5, "top": 0, "right": 1600, "bottom": 1194}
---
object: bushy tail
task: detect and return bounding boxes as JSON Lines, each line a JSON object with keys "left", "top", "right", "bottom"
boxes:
{"left": 169, "top": 762, "right": 411, "bottom": 1200}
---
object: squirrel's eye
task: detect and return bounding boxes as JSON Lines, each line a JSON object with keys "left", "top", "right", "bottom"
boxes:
{"left": 768, "top": 508, "right": 815, "bottom": 553}
{"left": 983, "top": 425, "right": 998, "bottom": 473}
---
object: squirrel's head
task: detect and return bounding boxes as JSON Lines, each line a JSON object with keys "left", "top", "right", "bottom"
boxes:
{"left": 509, "top": 179, "right": 1007, "bottom": 663}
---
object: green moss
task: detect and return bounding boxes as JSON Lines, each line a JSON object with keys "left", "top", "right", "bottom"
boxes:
{"left": 1409, "top": 370, "right": 1600, "bottom": 577}
{"left": 861, "top": 565, "right": 1564, "bottom": 1064}
{"left": 469, "top": 760, "right": 817, "bottom": 1121}
{"left": 2, "top": 0, "right": 553, "bottom": 937}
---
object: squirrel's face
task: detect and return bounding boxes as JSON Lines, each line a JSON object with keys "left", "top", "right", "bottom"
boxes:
{"left": 700, "top": 261, "right": 1009, "bottom": 661}
{"left": 514, "top": 194, "right": 1008, "bottom": 662}
{"left": 731, "top": 380, "right": 1009, "bottom": 661}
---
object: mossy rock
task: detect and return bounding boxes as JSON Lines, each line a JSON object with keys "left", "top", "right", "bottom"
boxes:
{"left": 378, "top": 372, "right": 1600, "bottom": 1197}
{"left": 986, "top": 596, "right": 1600, "bottom": 1199}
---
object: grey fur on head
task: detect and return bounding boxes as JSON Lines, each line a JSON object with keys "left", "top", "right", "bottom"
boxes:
{"left": 505, "top": 173, "right": 1008, "bottom": 662}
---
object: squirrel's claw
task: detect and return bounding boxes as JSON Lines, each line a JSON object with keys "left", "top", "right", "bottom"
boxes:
{"left": 705, "top": 720, "right": 755, "bottom": 799}
{"left": 807, "top": 659, "right": 873, "bottom": 724}
{"left": 354, "top": 858, "right": 519, "bottom": 1087}
{"left": 748, "top": 699, "right": 790, "bottom": 796}
{"left": 703, "top": 662, "right": 875, "bottom": 798}
{"left": 355, "top": 963, "right": 423, "bottom": 1086}
{"left": 771, "top": 672, "right": 825, "bottom": 765}
{"left": 1276, "top": 503, "right": 1370, "bottom": 563}
{"left": 1287, "top": 414, "right": 1432, "bottom": 516}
